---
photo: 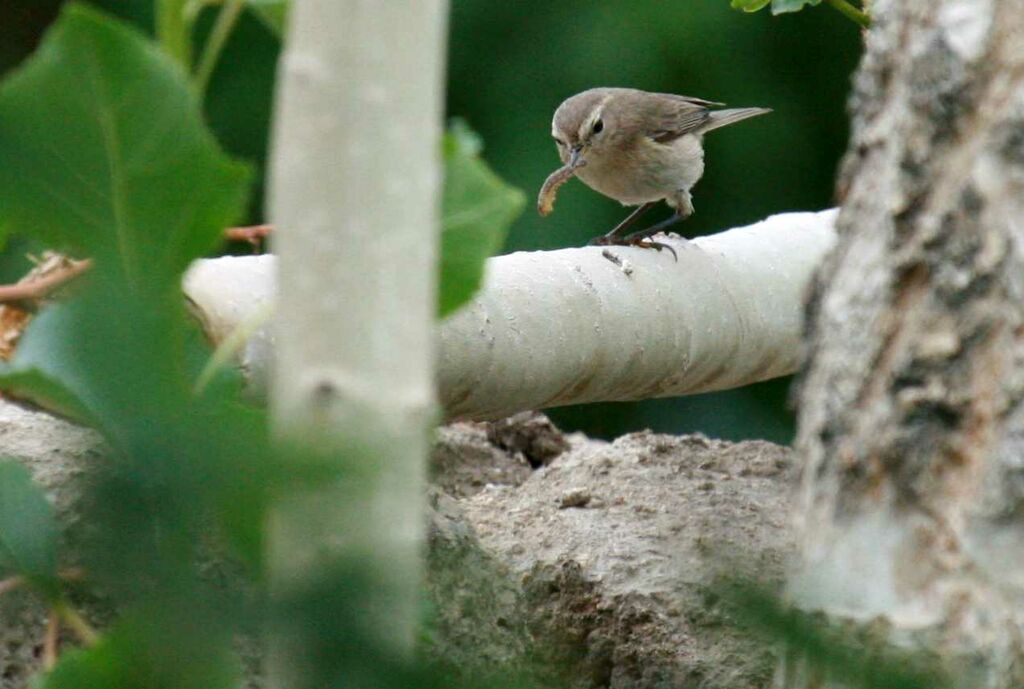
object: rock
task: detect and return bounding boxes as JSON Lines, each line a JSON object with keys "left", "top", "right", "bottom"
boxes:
{"left": 484, "top": 412, "right": 571, "bottom": 468}
{"left": 0, "top": 402, "right": 797, "bottom": 689}
{"left": 424, "top": 489, "right": 530, "bottom": 674}
{"left": 431, "top": 422, "right": 533, "bottom": 498}
{"left": 453, "top": 429, "right": 797, "bottom": 688}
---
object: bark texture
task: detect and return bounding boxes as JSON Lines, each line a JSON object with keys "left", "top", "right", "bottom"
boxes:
{"left": 788, "top": 0, "right": 1024, "bottom": 685}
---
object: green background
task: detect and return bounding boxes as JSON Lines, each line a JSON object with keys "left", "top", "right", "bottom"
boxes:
{"left": 0, "top": 0, "right": 861, "bottom": 443}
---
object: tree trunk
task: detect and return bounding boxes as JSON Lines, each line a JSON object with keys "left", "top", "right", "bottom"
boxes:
{"left": 265, "top": 0, "right": 447, "bottom": 680}
{"left": 787, "top": 0, "right": 1024, "bottom": 686}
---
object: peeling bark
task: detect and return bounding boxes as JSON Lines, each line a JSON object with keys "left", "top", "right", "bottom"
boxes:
{"left": 788, "top": 0, "right": 1024, "bottom": 685}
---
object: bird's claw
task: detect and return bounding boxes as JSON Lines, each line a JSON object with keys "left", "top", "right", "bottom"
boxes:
{"left": 636, "top": 239, "right": 678, "bottom": 262}
{"left": 588, "top": 235, "right": 678, "bottom": 262}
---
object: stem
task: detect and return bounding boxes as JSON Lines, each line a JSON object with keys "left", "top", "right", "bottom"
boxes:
{"left": 56, "top": 602, "right": 99, "bottom": 646}
{"left": 157, "top": 0, "right": 193, "bottom": 69}
{"left": 824, "top": 0, "right": 870, "bottom": 28}
{"left": 43, "top": 610, "right": 60, "bottom": 671}
{"left": 193, "top": 300, "right": 274, "bottom": 395}
{"left": 194, "top": 0, "right": 246, "bottom": 97}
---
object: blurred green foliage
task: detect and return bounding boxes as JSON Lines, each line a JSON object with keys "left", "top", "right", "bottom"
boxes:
{"left": 719, "top": 581, "right": 952, "bottom": 689}
{"left": 441, "top": 119, "right": 526, "bottom": 316}
{"left": 0, "top": 0, "right": 861, "bottom": 444}
{"left": 0, "top": 462, "right": 60, "bottom": 600}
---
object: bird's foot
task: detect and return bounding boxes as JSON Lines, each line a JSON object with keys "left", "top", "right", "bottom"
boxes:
{"left": 589, "top": 234, "right": 677, "bottom": 262}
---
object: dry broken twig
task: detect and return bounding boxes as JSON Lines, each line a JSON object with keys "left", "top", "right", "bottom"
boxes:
{"left": 0, "top": 226, "right": 272, "bottom": 361}
{"left": 0, "top": 254, "right": 92, "bottom": 360}
{"left": 0, "top": 256, "right": 92, "bottom": 305}
{"left": 0, "top": 225, "right": 273, "bottom": 307}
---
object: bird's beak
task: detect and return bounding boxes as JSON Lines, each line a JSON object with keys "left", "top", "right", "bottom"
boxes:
{"left": 538, "top": 148, "right": 585, "bottom": 217}
{"left": 568, "top": 145, "right": 586, "bottom": 170}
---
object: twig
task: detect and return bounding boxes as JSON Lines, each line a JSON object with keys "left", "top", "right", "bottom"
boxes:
{"left": 0, "top": 259, "right": 93, "bottom": 305}
{"left": 156, "top": 0, "right": 193, "bottom": 69}
{"left": 43, "top": 609, "right": 60, "bottom": 671}
{"left": 224, "top": 224, "right": 273, "bottom": 251}
{"left": 194, "top": 0, "right": 246, "bottom": 97}
{"left": 186, "top": 209, "right": 840, "bottom": 420}
{"left": 0, "top": 224, "right": 272, "bottom": 306}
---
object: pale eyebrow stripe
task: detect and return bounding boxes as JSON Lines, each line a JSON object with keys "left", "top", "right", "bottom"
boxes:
{"left": 579, "top": 93, "right": 615, "bottom": 139}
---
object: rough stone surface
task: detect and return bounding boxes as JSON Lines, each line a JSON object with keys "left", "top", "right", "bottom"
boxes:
{"left": 1, "top": 401, "right": 797, "bottom": 688}
{"left": 460, "top": 429, "right": 795, "bottom": 688}
{"left": 424, "top": 489, "right": 531, "bottom": 674}
{"left": 484, "top": 411, "right": 571, "bottom": 468}
{"left": 430, "top": 422, "right": 534, "bottom": 498}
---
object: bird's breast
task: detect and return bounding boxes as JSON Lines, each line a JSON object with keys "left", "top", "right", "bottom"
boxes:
{"left": 576, "top": 135, "right": 705, "bottom": 206}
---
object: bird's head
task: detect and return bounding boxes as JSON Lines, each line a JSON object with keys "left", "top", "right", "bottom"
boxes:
{"left": 551, "top": 88, "right": 620, "bottom": 170}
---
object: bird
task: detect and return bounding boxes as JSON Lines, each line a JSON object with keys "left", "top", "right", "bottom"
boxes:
{"left": 538, "top": 87, "right": 770, "bottom": 256}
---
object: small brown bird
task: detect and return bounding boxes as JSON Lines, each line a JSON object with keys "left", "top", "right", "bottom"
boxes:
{"left": 538, "top": 87, "right": 770, "bottom": 255}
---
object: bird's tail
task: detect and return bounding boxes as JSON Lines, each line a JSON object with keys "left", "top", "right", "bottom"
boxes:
{"left": 699, "top": 107, "right": 772, "bottom": 133}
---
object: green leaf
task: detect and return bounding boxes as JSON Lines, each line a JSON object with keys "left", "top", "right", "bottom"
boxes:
{"left": 37, "top": 612, "right": 241, "bottom": 689}
{"left": 247, "top": 0, "right": 288, "bottom": 36}
{"left": 731, "top": 0, "right": 772, "bottom": 11}
{"left": 0, "top": 299, "right": 128, "bottom": 428}
{"left": 0, "top": 301, "right": 99, "bottom": 424}
{"left": 1, "top": 285, "right": 195, "bottom": 445}
{"left": 440, "top": 120, "right": 525, "bottom": 318}
{"left": 0, "top": 3, "right": 250, "bottom": 293}
{"left": 0, "top": 462, "right": 60, "bottom": 599}
{"left": 0, "top": 368, "right": 94, "bottom": 425}
{"left": 0, "top": 3, "right": 253, "bottom": 430}
{"left": 771, "top": 0, "right": 822, "bottom": 14}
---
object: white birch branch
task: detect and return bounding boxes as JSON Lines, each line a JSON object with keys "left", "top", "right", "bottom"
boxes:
{"left": 265, "top": 0, "right": 447, "bottom": 669}
{"left": 186, "top": 209, "right": 837, "bottom": 422}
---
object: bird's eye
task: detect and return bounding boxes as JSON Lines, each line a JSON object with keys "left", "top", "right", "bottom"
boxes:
{"left": 592, "top": 118, "right": 604, "bottom": 134}
{"left": 553, "top": 137, "right": 566, "bottom": 146}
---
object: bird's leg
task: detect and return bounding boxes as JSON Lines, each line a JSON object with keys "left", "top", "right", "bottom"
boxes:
{"left": 621, "top": 213, "right": 686, "bottom": 243}
{"left": 614, "top": 192, "right": 694, "bottom": 259}
{"left": 588, "top": 202, "right": 656, "bottom": 245}
{"left": 592, "top": 212, "right": 686, "bottom": 261}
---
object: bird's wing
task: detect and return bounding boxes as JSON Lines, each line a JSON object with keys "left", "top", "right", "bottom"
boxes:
{"left": 643, "top": 93, "right": 724, "bottom": 144}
